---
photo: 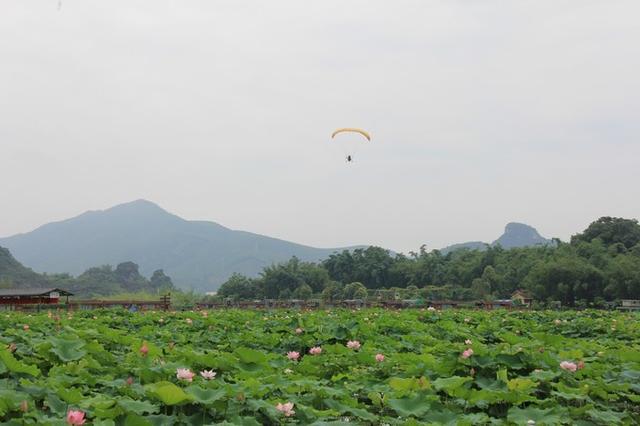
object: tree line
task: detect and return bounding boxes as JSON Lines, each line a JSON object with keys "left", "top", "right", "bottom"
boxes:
{"left": 214, "top": 217, "right": 640, "bottom": 307}
{"left": 0, "top": 246, "right": 175, "bottom": 298}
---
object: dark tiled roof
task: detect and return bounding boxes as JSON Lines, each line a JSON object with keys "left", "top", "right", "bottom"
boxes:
{"left": 0, "top": 288, "right": 73, "bottom": 297}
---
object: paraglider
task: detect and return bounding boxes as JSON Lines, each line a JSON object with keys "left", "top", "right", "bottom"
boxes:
{"left": 331, "top": 128, "right": 371, "bottom": 141}
{"left": 331, "top": 128, "right": 371, "bottom": 163}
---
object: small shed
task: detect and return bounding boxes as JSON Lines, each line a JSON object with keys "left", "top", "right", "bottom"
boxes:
{"left": 0, "top": 288, "right": 73, "bottom": 306}
{"left": 511, "top": 290, "right": 533, "bottom": 308}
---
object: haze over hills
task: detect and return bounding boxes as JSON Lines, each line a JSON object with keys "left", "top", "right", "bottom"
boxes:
{"left": 0, "top": 200, "right": 362, "bottom": 292}
{"left": 0, "top": 200, "right": 554, "bottom": 292}
{"left": 440, "top": 222, "right": 553, "bottom": 254}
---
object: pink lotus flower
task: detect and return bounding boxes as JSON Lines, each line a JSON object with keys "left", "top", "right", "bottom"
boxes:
{"left": 176, "top": 368, "right": 196, "bottom": 382}
{"left": 140, "top": 343, "right": 149, "bottom": 356}
{"left": 200, "top": 369, "right": 216, "bottom": 380}
{"left": 23, "top": 324, "right": 29, "bottom": 331}
{"left": 461, "top": 348, "right": 474, "bottom": 359}
{"left": 126, "top": 376, "right": 134, "bottom": 386}
{"left": 276, "top": 402, "right": 295, "bottom": 417}
{"left": 560, "top": 361, "right": 577, "bottom": 372}
{"left": 464, "top": 339, "right": 472, "bottom": 345}
{"left": 375, "top": 353, "right": 385, "bottom": 362}
{"left": 20, "top": 400, "right": 28, "bottom": 413}
{"left": 66, "top": 409, "right": 86, "bottom": 425}
{"left": 309, "top": 347, "right": 322, "bottom": 355}
{"left": 346, "top": 340, "right": 361, "bottom": 350}
{"left": 287, "top": 351, "right": 300, "bottom": 361}
{"left": 295, "top": 327, "right": 303, "bottom": 334}
{"left": 577, "top": 360, "right": 585, "bottom": 370}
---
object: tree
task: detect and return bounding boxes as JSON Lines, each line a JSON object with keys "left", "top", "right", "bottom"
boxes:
{"left": 344, "top": 282, "right": 368, "bottom": 299}
{"left": 293, "top": 284, "right": 313, "bottom": 300}
{"left": 603, "top": 255, "right": 640, "bottom": 299}
{"left": 218, "top": 273, "right": 261, "bottom": 300}
{"left": 150, "top": 270, "right": 175, "bottom": 292}
{"left": 524, "top": 257, "right": 604, "bottom": 306}
{"left": 323, "top": 247, "right": 400, "bottom": 288}
{"left": 261, "top": 257, "right": 329, "bottom": 299}
{"left": 321, "top": 282, "right": 344, "bottom": 302}
{"left": 114, "top": 262, "right": 149, "bottom": 292}
{"left": 571, "top": 217, "right": 640, "bottom": 249}
{"left": 471, "top": 278, "right": 491, "bottom": 299}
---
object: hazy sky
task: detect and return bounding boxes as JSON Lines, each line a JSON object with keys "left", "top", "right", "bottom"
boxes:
{"left": 1, "top": 1, "right": 639, "bottom": 253}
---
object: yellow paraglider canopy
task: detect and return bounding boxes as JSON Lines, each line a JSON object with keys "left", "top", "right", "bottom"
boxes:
{"left": 331, "top": 128, "right": 371, "bottom": 141}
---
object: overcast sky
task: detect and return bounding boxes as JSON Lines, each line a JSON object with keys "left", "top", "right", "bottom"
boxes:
{"left": 1, "top": 1, "right": 639, "bottom": 253}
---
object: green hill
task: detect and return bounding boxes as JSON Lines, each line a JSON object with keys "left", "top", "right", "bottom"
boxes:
{"left": 0, "top": 246, "right": 50, "bottom": 288}
{"left": 0, "top": 245, "right": 175, "bottom": 297}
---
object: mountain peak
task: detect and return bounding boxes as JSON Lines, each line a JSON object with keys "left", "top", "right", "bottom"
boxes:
{"left": 441, "top": 222, "right": 552, "bottom": 253}
{"left": 104, "top": 199, "right": 169, "bottom": 214}
{"left": 493, "top": 222, "right": 551, "bottom": 249}
{"left": 0, "top": 200, "right": 355, "bottom": 292}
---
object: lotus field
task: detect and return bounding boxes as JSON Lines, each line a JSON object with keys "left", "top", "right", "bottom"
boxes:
{"left": 1, "top": 309, "right": 639, "bottom": 425}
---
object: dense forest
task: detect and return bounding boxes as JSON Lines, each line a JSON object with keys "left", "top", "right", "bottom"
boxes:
{"left": 215, "top": 217, "right": 640, "bottom": 307}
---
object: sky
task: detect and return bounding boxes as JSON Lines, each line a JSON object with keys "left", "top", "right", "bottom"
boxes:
{"left": 1, "top": 1, "right": 639, "bottom": 253}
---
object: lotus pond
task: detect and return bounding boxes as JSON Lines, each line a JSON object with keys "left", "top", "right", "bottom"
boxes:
{"left": 1, "top": 308, "right": 639, "bottom": 425}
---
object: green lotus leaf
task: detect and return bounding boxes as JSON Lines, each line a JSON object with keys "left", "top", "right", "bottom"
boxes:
{"left": 117, "top": 397, "right": 160, "bottom": 415}
{"left": 124, "top": 413, "right": 153, "bottom": 426}
{"left": 0, "top": 349, "right": 39, "bottom": 377}
{"left": 507, "top": 406, "right": 566, "bottom": 425}
{"left": 423, "top": 409, "right": 464, "bottom": 425}
{"left": 389, "top": 376, "right": 432, "bottom": 396}
{"left": 145, "top": 381, "right": 192, "bottom": 405}
{"left": 387, "top": 393, "right": 433, "bottom": 418}
{"left": 55, "top": 386, "right": 84, "bottom": 404}
{"left": 432, "top": 376, "right": 471, "bottom": 392}
{"left": 507, "top": 378, "right": 537, "bottom": 392}
{"left": 50, "top": 337, "right": 87, "bottom": 362}
{"left": 93, "top": 420, "right": 116, "bottom": 426}
{"left": 234, "top": 347, "right": 267, "bottom": 364}
{"left": 587, "top": 409, "right": 628, "bottom": 425}
{"left": 322, "top": 399, "right": 377, "bottom": 421}
{"left": 184, "top": 386, "right": 226, "bottom": 405}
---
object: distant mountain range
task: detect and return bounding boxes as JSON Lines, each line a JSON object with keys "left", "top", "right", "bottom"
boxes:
{"left": 440, "top": 222, "right": 553, "bottom": 254}
{"left": 0, "top": 200, "right": 553, "bottom": 292}
{"left": 0, "top": 200, "right": 361, "bottom": 292}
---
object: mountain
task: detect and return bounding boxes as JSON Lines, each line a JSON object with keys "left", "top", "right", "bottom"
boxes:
{"left": 441, "top": 222, "right": 552, "bottom": 254}
{"left": 0, "top": 200, "right": 360, "bottom": 292}
{"left": 439, "top": 241, "right": 488, "bottom": 254}
{"left": 492, "top": 222, "right": 552, "bottom": 249}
